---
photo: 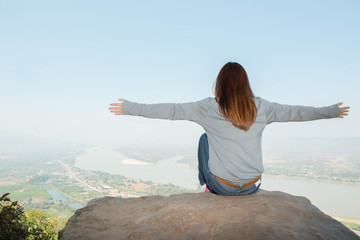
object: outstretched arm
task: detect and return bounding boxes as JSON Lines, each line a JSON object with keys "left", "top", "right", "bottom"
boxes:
{"left": 262, "top": 98, "right": 350, "bottom": 124}
{"left": 108, "top": 98, "right": 207, "bottom": 122}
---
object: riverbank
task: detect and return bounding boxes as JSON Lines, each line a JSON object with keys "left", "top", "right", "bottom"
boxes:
{"left": 262, "top": 174, "right": 360, "bottom": 186}
{"left": 122, "top": 158, "right": 154, "bottom": 165}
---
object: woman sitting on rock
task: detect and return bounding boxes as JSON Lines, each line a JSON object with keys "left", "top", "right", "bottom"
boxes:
{"left": 108, "top": 62, "right": 349, "bottom": 196}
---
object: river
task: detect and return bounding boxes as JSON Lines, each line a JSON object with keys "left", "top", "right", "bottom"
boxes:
{"left": 75, "top": 146, "right": 360, "bottom": 218}
{"left": 46, "top": 189, "right": 84, "bottom": 209}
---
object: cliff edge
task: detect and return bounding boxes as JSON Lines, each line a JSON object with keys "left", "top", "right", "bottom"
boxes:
{"left": 59, "top": 190, "right": 359, "bottom": 240}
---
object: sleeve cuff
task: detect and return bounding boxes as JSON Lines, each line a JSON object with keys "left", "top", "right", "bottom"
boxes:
{"left": 122, "top": 100, "right": 132, "bottom": 115}
{"left": 331, "top": 104, "right": 340, "bottom": 118}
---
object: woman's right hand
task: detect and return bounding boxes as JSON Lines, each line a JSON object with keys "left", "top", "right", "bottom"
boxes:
{"left": 109, "top": 98, "right": 125, "bottom": 115}
{"left": 336, "top": 102, "right": 350, "bottom": 118}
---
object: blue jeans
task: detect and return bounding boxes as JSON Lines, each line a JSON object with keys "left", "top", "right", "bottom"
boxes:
{"left": 198, "top": 133, "right": 261, "bottom": 196}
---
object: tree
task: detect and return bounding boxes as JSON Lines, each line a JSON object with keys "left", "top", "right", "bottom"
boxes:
{"left": 0, "top": 193, "right": 28, "bottom": 240}
{"left": 0, "top": 193, "right": 67, "bottom": 240}
{"left": 25, "top": 210, "right": 66, "bottom": 240}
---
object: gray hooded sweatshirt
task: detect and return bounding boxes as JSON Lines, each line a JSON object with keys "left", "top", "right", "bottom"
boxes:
{"left": 122, "top": 97, "right": 340, "bottom": 185}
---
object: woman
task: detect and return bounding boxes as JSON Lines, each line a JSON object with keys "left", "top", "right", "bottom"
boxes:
{"left": 108, "top": 62, "right": 349, "bottom": 196}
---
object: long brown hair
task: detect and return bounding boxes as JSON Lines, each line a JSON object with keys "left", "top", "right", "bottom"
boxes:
{"left": 215, "top": 62, "right": 257, "bottom": 131}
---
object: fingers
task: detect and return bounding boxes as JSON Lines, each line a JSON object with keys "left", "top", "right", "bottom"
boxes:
{"left": 108, "top": 105, "right": 122, "bottom": 115}
{"left": 110, "top": 98, "right": 124, "bottom": 105}
{"left": 335, "top": 102, "right": 350, "bottom": 118}
{"left": 338, "top": 107, "right": 350, "bottom": 118}
{"left": 109, "top": 99, "right": 125, "bottom": 115}
{"left": 108, "top": 106, "right": 122, "bottom": 111}
{"left": 340, "top": 107, "right": 350, "bottom": 114}
{"left": 108, "top": 107, "right": 121, "bottom": 111}
{"left": 110, "top": 103, "right": 122, "bottom": 106}
{"left": 109, "top": 109, "right": 122, "bottom": 115}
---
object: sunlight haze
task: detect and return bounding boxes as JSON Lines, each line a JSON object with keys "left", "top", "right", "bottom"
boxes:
{"left": 1, "top": 0, "right": 359, "bottom": 147}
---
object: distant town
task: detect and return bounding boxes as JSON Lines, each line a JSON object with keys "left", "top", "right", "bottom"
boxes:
{"left": 0, "top": 148, "right": 193, "bottom": 219}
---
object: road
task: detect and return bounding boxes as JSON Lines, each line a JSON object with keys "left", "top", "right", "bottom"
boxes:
{"left": 58, "top": 159, "right": 101, "bottom": 193}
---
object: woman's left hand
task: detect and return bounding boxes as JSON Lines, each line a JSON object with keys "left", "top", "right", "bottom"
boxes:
{"left": 336, "top": 102, "right": 350, "bottom": 118}
{"left": 109, "top": 99, "right": 124, "bottom": 115}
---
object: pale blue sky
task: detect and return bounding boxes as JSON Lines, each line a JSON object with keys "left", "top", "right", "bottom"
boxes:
{"left": 0, "top": 0, "right": 359, "bottom": 147}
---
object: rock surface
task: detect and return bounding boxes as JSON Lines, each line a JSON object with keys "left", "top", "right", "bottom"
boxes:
{"left": 59, "top": 190, "right": 359, "bottom": 240}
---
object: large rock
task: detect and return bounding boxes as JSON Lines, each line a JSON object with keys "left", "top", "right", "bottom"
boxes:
{"left": 59, "top": 190, "right": 359, "bottom": 240}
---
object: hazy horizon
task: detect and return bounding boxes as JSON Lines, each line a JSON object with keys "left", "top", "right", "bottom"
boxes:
{"left": 1, "top": 129, "right": 359, "bottom": 155}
